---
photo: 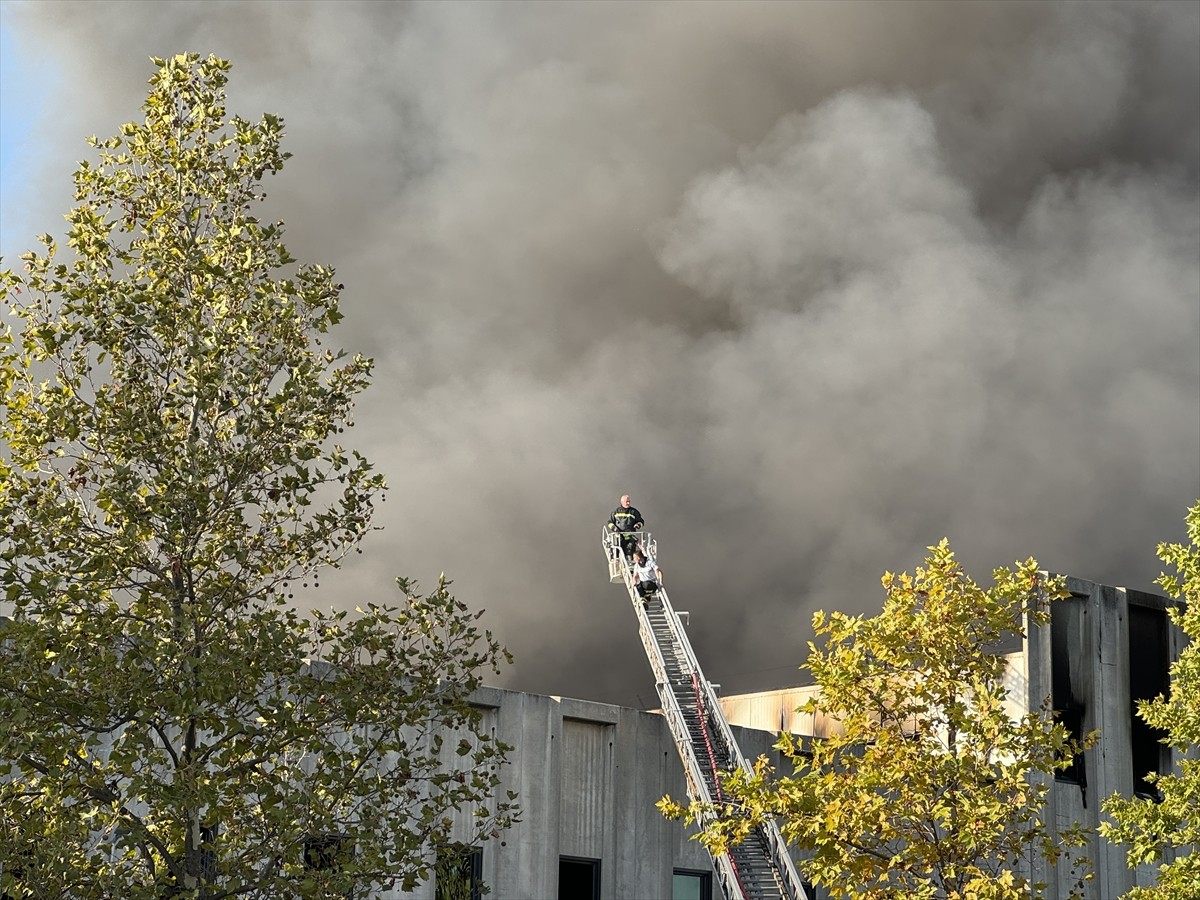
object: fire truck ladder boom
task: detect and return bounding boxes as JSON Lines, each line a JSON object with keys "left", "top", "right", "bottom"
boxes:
{"left": 604, "top": 532, "right": 809, "bottom": 900}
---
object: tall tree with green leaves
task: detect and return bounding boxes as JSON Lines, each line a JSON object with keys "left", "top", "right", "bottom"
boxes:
{"left": 0, "top": 54, "right": 515, "bottom": 899}
{"left": 661, "top": 540, "right": 1093, "bottom": 900}
{"left": 1101, "top": 502, "right": 1200, "bottom": 899}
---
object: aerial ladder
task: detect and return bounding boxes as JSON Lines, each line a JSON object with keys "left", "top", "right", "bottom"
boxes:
{"left": 604, "top": 532, "right": 809, "bottom": 900}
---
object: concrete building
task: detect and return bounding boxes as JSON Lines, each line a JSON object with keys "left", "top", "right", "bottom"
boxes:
{"left": 714, "top": 576, "right": 1191, "bottom": 900}
{"left": 4, "top": 575, "right": 1188, "bottom": 899}
{"left": 401, "top": 574, "right": 1190, "bottom": 899}
{"left": 395, "top": 687, "right": 803, "bottom": 900}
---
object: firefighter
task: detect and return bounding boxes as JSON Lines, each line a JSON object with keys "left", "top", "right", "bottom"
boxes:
{"left": 606, "top": 494, "right": 644, "bottom": 561}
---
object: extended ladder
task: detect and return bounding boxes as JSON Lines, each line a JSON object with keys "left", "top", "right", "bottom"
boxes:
{"left": 604, "top": 532, "right": 809, "bottom": 900}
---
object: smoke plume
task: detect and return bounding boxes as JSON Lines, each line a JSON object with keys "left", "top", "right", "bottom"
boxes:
{"left": 2, "top": 0, "right": 1197, "bottom": 705}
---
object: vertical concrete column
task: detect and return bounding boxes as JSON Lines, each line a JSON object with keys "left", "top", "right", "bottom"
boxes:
{"left": 490, "top": 692, "right": 561, "bottom": 900}
{"left": 1094, "top": 583, "right": 1133, "bottom": 898}
{"left": 1024, "top": 605, "right": 1056, "bottom": 896}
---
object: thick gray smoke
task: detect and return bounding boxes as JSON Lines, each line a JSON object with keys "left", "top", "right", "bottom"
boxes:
{"left": 2, "top": 1, "right": 1197, "bottom": 705}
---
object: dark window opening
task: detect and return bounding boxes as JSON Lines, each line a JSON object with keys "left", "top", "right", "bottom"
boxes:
{"left": 559, "top": 856, "right": 600, "bottom": 900}
{"left": 198, "top": 822, "right": 219, "bottom": 884}
{"left": 1, "top": 864, "right": 25, "bottom": 900}
{"left": 435, "top": 844, "right": 483, "bottom": 900}
{"left": 673, "top": 869, "right": 712, "bottom": 900}
{"left": 303, "top": 832, "right": 355, "bottom": 872}
{"left": 1054, "top": 705, "right": 1086, "bottom": 786}
{"left": 1050, "top": 598, "right": 1088, "bottom": 798}
{"left": 154, "top": 823, "right": 224, "bottom": 896}
{"left": 1128, "top": 605, "right": 1170, "bottom": 800}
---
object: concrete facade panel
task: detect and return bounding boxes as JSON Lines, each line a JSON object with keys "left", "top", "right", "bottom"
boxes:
{"left": 559, "top": 718, "right": 613, "bottom": 859}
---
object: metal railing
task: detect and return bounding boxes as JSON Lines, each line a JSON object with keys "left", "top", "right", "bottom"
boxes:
{"left": 602, "top": 530, "right": 807, "bottom": 900}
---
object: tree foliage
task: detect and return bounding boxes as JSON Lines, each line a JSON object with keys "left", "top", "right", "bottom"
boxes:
{"left": 0, "top": 53, "right": 515, "bottom": 899}
{"left": 661, "top": 540, "right": 1093, "bottom": 900}
{"left": 1101, "top": 501, "right": 1200, "bottom": 899}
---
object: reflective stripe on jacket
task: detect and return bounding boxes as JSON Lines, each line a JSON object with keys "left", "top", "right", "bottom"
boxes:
{"left": 608, "top": 506, "right": 644, "bottom": 533}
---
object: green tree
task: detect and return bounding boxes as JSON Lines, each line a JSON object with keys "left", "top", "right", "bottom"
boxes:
{"left": 0, "top": 54, "right": 515, "bottom": 899}
{"left": 433, "top": 843, "right": 484, "bottom": 900}
{"left": 1101, "top": 501, "right": 1200, "bottom": 899}
{"left": 661, "top": 541, "right": 1093, "bottom": 900}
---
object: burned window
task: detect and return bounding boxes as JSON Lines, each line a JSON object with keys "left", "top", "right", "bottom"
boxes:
{"left": 1128, "top": 604, "right": 1170, "bottom": 800}
{"left": 1050, "top": 597, "right": 1088, "bottom": 792}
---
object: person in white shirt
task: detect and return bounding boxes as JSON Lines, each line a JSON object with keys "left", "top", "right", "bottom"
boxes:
{"left": 631, "top": 548, "right": 663, "bottom": 600}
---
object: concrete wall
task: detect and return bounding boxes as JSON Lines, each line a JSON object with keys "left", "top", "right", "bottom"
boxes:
{"left": 717, "top": 685, "right": 824, "bottom": 740}
{"left": 1029, "top": 576, "right": 1189, "bottom": 899}
{"left": 392, "top": 687, "right": 798, "bottom": 900}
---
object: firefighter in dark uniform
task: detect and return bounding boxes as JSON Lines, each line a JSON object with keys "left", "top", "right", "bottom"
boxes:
{"left": 607, "top": 494, "right": 645, "bottom": 562}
